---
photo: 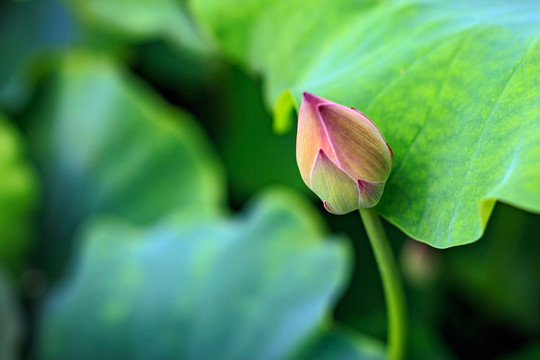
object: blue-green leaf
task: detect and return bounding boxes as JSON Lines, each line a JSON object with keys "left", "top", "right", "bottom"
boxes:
{"left": 38, "top": 189, "right": 358, "bottom": 360}
{"left": 29, "top": 52, "right": 224, "bottom": 274}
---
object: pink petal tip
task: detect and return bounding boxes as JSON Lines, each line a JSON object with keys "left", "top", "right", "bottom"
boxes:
{"left": 302, "top": 92, "right": 328, "bottom": 107}
{"left": 323, "top": 201, "right": 337, "bottom": 214}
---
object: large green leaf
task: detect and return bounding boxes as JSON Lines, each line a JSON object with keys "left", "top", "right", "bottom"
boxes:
{"left": 29, "top": 52, "right": 224, "bottom": 274}
{"left": 190, "top": 0, "right": 540, "bottom": 247}
{"left": 37, "top": 189, "right": 381, "bottom": 359}
{"left": 0, "top": 114, "right": 38, "bottom": 271}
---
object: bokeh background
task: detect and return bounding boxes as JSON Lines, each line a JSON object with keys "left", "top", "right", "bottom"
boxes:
{"left": 1, "top": 0, "right": 539, "bottom": 359}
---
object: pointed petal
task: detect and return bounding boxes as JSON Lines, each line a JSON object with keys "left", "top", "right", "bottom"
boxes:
{"left": 302, "top": 92, "right": 328, "bottom": 107}
{"left": 296, "top": 92, "right": 341, "bottom": 185}
{"left": 296, "top": 93, "right": 326, "bottom": 185}
{"left": 357, "top": 179, "right": 386, "bottom": 208}
{"left": 310, "top": 149, "right": 359, "bottom": 215}
{"left": 318, "top": 104, "right": 392, "bottom": 181}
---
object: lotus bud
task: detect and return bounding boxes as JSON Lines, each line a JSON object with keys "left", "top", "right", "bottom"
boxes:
{"left": 296, "top": 92, "right": 393, "bottom": 214}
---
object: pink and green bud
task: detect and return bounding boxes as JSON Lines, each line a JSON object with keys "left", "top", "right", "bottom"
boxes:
{"left": 296, "top": 92, "right": 393, "bottom": 214}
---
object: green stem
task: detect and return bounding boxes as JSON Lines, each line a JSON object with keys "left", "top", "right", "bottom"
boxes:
{"left": 359, "top": 208, "right": 407, "bottom": 360}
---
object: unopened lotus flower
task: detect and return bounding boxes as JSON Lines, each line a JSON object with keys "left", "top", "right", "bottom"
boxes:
{"left": 296, "top": 92, "right": 393, "bottom": 214}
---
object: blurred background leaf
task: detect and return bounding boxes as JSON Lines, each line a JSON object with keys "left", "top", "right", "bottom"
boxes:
{"left": 62, "top": 0, "right": 225, "bottom": 103}
{"left": 65, "top": 0, "right": 213, "bottom": 56}
{"left": 295, "top": 328, "right": 385, "bottom": 360}
{"left": 37, "top": 189, "right": 382, "bottom": 359}
{"left": 27, "top": 52, "right": 225, "bottom": 277}
{"left": 212, "top": 68, "right": 305, "bottom": 205}
{"left": 0, "top": 114, "right": 38, "bottom": 273}
{"left": 190, "top": 0, "right": 540, "bottom": 247}
{"left": 0, "top": 0, "right": 75, "bottom": 114}
{"left": 0, "top": 269, "right": 23, "bottom": 360}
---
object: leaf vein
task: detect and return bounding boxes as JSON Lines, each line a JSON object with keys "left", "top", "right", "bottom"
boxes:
{"left": 491, "top": 35, "right": 537, "bottom": 190}
{"left": 390, "top": 33, "right": 469, "bottom": 183}
{"left": 446, "top": 38, "right": 535, "bottom": 239}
